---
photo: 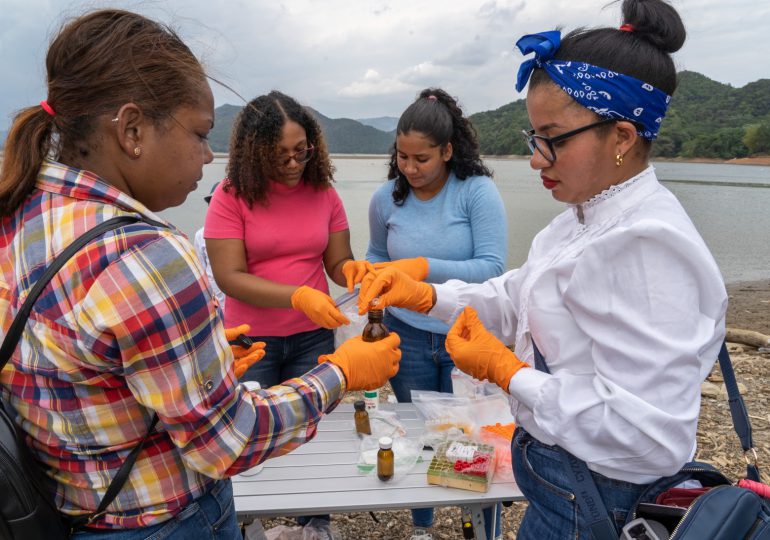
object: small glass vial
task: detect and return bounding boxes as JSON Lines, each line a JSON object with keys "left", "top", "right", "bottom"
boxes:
{"left": 362, "top": 309, "right": 389, "bottom": 342}
{"left": 353, "top": 400, "right": 371, "bottom": 435}
{"left": 377, "top": 436, "right": 394, "bottom": 481}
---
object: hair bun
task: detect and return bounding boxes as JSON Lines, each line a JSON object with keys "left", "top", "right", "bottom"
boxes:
{"left": 621, "top": 0, "right": 685, "bottom": 53}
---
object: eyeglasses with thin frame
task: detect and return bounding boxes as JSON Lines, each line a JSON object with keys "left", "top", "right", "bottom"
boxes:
{"left": 522, "top": 118, "right": 617, "bottom": 163}
{"left": 276, "top": 145, "right": 315, "bottom": 167}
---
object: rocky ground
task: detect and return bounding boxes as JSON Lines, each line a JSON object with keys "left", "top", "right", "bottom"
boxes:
{"left": 262, "top": 280, "right": 770, "bottom": 539}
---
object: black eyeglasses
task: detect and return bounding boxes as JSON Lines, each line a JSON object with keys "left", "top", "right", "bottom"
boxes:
{"left": 276, "top": 145, "right": 315, "bottom": 167}
{"left": 522, "top": 118, "right": 616, "bottom": 163}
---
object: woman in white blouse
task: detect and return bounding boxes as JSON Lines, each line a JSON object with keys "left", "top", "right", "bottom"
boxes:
{"left": 357, "top": 0, "right": 727, "bottom": 537}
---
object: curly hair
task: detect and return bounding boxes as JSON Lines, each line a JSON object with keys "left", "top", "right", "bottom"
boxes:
{"left": 388, "top": 88, "right": 492, "bottom": 205}
{"left": 225, "top": 90, "right": 335, "bottom": 207}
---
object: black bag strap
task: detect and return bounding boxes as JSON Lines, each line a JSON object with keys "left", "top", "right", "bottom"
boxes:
{"left": 0, "top": 215, "right": 163, "bottom": 529}
{"left": 532, "top": 338, "right": 760, "bottom": 540}
{"left": 715, "top": 341, "right": 760, "bottom": 481}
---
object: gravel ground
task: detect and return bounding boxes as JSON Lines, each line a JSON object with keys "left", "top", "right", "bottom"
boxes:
{"left": 261, "top": 280, "right": 770, "bottom": 539}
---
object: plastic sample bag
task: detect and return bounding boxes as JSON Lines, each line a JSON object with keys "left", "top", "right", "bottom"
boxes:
{"left": 333, "top": 288, "right": 367, "bottom": 348}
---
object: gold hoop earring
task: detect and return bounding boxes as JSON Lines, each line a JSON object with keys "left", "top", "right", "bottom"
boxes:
{"left": 133, "top": 147, "right": 142, "bottom": 157}
{"left": 615, "top": 153, "right": 623, "bottom": 167}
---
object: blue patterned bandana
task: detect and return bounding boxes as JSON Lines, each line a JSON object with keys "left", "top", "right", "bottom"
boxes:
{"left": 515, "top": 31, "right": 670, "bottom": 140}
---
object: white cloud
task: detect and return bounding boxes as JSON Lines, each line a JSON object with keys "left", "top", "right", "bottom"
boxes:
{"left": 338, "top": 69, "right": 415, "bottom": 97}
{"left": 0, "top": 0, "right": 768, "bottom": 126}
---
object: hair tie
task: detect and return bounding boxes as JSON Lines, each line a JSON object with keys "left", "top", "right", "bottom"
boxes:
{"left": 619, "top": 23, "right": 635, "bottom": 32}
{"left": 427, "top": 95, "right": 438, "bottom": 102}
{"left": 40, "top": 100, "right": 56, "bottom": 117}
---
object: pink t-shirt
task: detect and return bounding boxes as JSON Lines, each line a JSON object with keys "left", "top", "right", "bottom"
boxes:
{"left": 204, "top": 179, "right": 349, "bottom": 336}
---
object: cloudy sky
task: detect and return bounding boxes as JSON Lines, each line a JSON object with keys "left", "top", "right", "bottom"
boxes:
{"left": 1, "top": 0, "right": 768, "bottom": 131}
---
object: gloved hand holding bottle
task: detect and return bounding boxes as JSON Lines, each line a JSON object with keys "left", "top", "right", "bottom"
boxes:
{"left": 445, "top": 306, "right": 529, "bottom": 392}
{"left": 224, "top": 324, "right": 266, "bottom": 378}
{"left": 290, "top": 285, "right": 350, "bottom": 329}
{"left": 318, "top": 333, "right": 401, "bottom": 391}
{"left": 357, "top": 266, "right": 435, "bottom": 315}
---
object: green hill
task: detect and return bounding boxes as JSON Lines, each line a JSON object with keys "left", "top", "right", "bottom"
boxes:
{"left": 470, "top": 71, "right": 770, "bottom": 159}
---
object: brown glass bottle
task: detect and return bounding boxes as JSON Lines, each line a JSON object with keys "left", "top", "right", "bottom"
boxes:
{"left": 353, "top": 400, "right": 371, "bottom": 435}
{"left": 362, "top": 309, "right": 389, "bottom": 342}
{"left": 377, "top": 436, "right": 394, "bottom": 481}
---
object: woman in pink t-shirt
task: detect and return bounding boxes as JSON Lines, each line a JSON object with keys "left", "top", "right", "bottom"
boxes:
{"left": 205, "top": 91, "right": 354, "bottom": 387}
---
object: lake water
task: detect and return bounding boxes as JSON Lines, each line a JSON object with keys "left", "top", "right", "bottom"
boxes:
{"left": 160, "top": 157, "right": 770, "bottom": 286}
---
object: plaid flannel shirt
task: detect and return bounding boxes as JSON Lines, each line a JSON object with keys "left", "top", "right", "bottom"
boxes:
{"left": 0, "top": 160, "right": 345, "bottom": 528}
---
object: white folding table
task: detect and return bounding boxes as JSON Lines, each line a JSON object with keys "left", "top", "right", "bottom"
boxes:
{"left": 232, "top": 402, "right": 523, "bottom": 540}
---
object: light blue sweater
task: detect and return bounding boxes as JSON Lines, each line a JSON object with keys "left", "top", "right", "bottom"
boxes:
{"left": 366, "top": 172, "right": 508, "bottom": 334}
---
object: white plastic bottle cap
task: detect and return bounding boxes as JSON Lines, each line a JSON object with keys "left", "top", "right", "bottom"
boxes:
{"left": 378, "top": 436, "right": 393, "bottom": 449}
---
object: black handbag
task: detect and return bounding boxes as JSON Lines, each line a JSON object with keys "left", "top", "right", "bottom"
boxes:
{"left": 0, "top": 216, "right": 160, "bottom": 539}
{"left": 532, "top": 341, "right": 770, "bottom": 540}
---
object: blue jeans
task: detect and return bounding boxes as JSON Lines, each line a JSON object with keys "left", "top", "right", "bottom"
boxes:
{"left": 71, "top": 480, "right": 239, "bottom": 540}
{"left": 513, "top": 428, "right": 649, "bottom": 539}
{"left": 242, "top": 327, "right": 334, "bottom": 387}
{"left": 243, "top": 327, "right": 332, "bottom": 525}
{"left": 385, "top": 314, "right": 502, "bottom": 538}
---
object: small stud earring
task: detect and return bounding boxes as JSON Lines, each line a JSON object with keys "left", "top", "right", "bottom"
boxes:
{"left": 615, "top": 153, "right": 623, "bottom": 167}
{"left": 133, "top": 147, "right": 142, "bottom": 157}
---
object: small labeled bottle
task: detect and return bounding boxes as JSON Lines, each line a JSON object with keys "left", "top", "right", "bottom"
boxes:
{"left": 362, "top": 309, "right": 389, "bottom": 342}
{"left": 377, "top": 436, "right": 394, "bottom": 481}
{"left": 353, "top": 400, "right": 371, "bottom": 435}
{"left": 363, "top": 389, "right": 379, "bottom": 411}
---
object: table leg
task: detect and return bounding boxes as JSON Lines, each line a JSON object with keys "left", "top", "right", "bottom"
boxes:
{"left": 463, "top": 503, "right": 492, "bottom": 540}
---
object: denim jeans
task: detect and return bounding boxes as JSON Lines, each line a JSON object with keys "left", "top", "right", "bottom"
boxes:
{"left": 512, "top": 428, "right": 649, "bottom": 539}
{"left": 385, "top": 313, "right": 502, "bottom": 538}
{"left": 241, "top": 326, "right": 332, "bottom": 525}
{"left": 242, "top": 327, "right": 335, "bottom": 387}
{"left": 71, "top": 480, "right": 240, "bottom": 540}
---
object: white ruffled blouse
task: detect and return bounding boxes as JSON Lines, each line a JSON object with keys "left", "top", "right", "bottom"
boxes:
{"left": 432, "top": 166, "right": 727, "bottom": 483}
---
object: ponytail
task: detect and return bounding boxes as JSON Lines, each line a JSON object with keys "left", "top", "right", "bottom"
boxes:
{"left": 0, "top": 106, "right": 55, "bottom": 216}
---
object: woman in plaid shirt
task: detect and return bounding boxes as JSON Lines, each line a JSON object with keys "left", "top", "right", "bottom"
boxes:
{"left": 0, "top": 9, "right": 400, "bottom": 539}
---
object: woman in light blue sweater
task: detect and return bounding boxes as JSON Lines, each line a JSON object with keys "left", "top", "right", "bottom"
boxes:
{"left": 366, "top": 88, "right": 508, "bottom": 540}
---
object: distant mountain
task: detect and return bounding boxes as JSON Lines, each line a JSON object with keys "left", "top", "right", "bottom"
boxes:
{"left": 469, "top": 71, "right": 770, "bottom": 159}
{"left": 310, "top": 109, "right": 393, "bottom": 154}
{"left": 208, "top": 104, "right": 244, "bottom": 153}
{"left": 356, "top": 116, "right": 398, "bottom": 133}
{"left": 208, "top": 105, "right": 393, "bottom": 154}
{"left": 206, "top": 71, "right": 770, "bottom": 159}
{"left": 0, "top": 130, "right": 6, "bottom": 149}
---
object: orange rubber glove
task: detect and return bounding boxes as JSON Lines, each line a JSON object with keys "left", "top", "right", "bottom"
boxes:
{"left": 224, "top": 324, "right": 266, "bottom": 378}
{"left": 290, "top": 286, "right": 350, "bottom": 329}
{"left": 357, "top": 266, "right": 434, "bottom": 315}
{"left": 342, "top": 259, "right": 375, "bottom": 292}
{"left": 318, "top": 333, "right": 401, "bottom": 391}
{"left": 445, "top": 306, "right": 529, "bottom": 392}
{"left": 372, "top": 256, "right": 429, "bottom": 281}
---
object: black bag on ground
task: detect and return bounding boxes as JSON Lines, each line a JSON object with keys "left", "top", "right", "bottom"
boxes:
{"left": 0, "top": 216, "right": 160, "bottom": 539}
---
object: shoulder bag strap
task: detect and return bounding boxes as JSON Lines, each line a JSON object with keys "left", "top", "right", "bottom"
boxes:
{"left": 0, "top": 215, "right": 162, "bottom": 529}
{"left": 716, "top": 341, "right": 760, "bottom": 481}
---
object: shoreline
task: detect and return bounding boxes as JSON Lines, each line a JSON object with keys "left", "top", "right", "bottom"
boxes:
{"left": 725, "top": 278, "right": 770, "bottom": 336}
